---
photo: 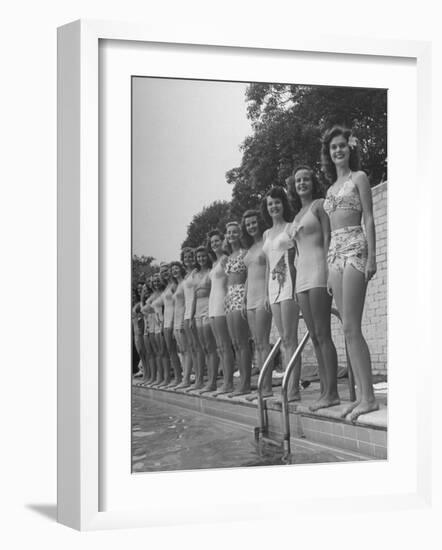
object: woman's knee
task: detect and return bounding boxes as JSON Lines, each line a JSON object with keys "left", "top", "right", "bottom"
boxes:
{"left": 342, "top": 321, "right": 362, "bottom": 341}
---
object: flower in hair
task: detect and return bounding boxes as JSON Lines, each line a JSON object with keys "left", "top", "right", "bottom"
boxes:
{"left": 348, "top": 135, "right": 358, "bottom": 149}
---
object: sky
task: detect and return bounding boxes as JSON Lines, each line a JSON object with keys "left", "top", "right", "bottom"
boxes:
{"left": 132, "top": 77, "right": 252, "bottom": 263}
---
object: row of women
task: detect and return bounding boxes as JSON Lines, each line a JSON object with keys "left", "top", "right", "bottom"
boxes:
{"left": 132, "top": 126, "right": 379, "bottom": 422}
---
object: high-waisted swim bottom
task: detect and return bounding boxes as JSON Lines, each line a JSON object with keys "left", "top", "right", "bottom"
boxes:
{"left": 328, "top": 226, "right": 367, "bottom": 274}
{"left": 224, "top": 283, "right": 245, "bottom": 313}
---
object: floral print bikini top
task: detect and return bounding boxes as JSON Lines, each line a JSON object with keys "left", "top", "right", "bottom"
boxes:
{"left": 323, "top": 172, "right": 362, "bottom": 215}
{"left": 225, "top": 249, "right": 247, "bottom": 274}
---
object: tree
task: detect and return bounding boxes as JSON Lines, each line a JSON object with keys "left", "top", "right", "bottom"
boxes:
{"left": 227, "top": 83, "right": 387, "bottom": 214}
{"left": 182, "top": 200, "right": 231, "bottom": 248}
{"left": 132, "top": 254, "right": 156, "bottom": 286}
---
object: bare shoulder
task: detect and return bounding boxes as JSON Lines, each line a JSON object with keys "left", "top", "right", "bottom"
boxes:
{"left": 313, "top": 197, "right": 325, "bottom": 211}
{"left": 352, "top": 170, "right": 370, "bottom": 189}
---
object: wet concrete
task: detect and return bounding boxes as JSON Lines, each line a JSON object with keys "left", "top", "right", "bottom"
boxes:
{"left": 132, "top": 389, "right": 359, "bottom": 473}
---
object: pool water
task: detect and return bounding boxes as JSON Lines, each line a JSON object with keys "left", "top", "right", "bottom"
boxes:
{"left": 132, "top": 389, "right": 362, "bottom": 473}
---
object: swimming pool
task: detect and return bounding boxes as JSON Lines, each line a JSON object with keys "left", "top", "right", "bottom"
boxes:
{"left": 132, "top": 388, "right": 365, "bottom": 473}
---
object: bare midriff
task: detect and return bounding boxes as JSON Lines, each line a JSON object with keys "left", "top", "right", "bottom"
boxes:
{"left": 328, "top": 211, "right": 362, "bottom": 232}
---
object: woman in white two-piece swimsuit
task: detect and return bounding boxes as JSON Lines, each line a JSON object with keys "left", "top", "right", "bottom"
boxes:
{"left": 261, "top": 186, "right": 301, "bottom": 401}
{"left": 321, "top": 125, "right": 378, "bottom": 422}
{"left": 206, "top": 229, "right": 235, "bottom": 396}
{"left": 287, "top": 166, "right": 340, "bottom": 411}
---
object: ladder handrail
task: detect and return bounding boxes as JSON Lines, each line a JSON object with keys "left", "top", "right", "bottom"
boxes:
{"left": 281, "top": 330, "right": 310, "bottom": 455}
{"left": 256, "top": 336, "right": 282, "bottom": 437}
{"left": 280, "top": 307, "right": 355, "bottom": 456}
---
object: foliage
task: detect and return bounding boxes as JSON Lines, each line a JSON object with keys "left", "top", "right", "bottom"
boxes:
{"left": 227, "top": 83, "right": 387, "bottom": 214}
{"left": 181, "top": 200, "right": 232, "bottom": 249}
{"left": 132, "top": 254, "right": 156, "bottom": 286}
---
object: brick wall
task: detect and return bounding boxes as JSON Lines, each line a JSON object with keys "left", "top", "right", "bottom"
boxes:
{"left": 269, "top": 181, "right": 388, "bottom": 377}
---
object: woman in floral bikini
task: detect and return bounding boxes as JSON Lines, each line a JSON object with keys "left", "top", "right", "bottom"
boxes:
{"left": 261, "top": 186, "right": 301, "bottom": 401}
{"left": 321, "top": 125, "right": 378, "bottom": 421}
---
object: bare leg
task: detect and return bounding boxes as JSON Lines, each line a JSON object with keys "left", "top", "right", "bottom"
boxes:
{"left": 198, "top": 319, "right": 219, "bottom": 393}
{"left": 147, "top": 333, "right": 161, "bottom": 386}
{"left": 163, "top": 328, "right": 182, "bottom": 387}
{"left": 156, "top": 333, "right": 171, "bottom": 387}
{"left": 298, "top": 289, "right": 340, "bottom": 411}
{"left": 184, "top": 320, "right": 205, "bottom": 391}
{"left": 174, "top": 327, "right": 192, "bottom": 389}
{"left": 340, "top": 266, "right": 378, "bottom": 422}
{"left": 248, "top": 308, "right": 273, "bottom": 397}
{"left": 328, "top": 267, "right": 360, "bottom": 416}
{"left": 226, "top": 310, "right": 252, "bottom": 396}
{"left": 272, "top": 300, "right": 301, "bottom": 401}
{"left": 142, "top": 334, "right": 154, "bottom": 383}
{"left": 211, "top": 316, "right": 234, "bottom": 395}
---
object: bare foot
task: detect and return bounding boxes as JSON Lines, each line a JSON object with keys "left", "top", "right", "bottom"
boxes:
{"left": 199, "top": 385, "right": 217, "bottom": 394}
{"left": 185, "top": 383, "right": 204, "bottom": 393}
{"left": 227, "top": 388, "right": 252, "bottom": 398}
{"left": 174, "top": 382, "right": 191, "bottom": 390}
{"left": 309, "top": 396, "right": 341, "bottom": 412}
{"left": 212, "top": 385, "right": 234, "bottom": 396}
{"left": 348, "top": 400, "right": 379, "bottom": 423}
{"left": 339, "top": 400, "right": 360, "bottom": 418}
{"left": 245, "top": 393, "right": 258, "bottom": 402}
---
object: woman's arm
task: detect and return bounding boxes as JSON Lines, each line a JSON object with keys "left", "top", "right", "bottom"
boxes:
{"left": 315, "top": 198, "right": 331, "bottom": 258}
{"left": 315, "top": 199, "right": 333, "bottom": 295}
{"left": 355, "top": 171, "right": 377, "bottom": 281}
{"left": 287, "top": 246, "right": 297, "bottom": 300}
{"left": 242, "top": 273, "right": 248, "bottom": 319}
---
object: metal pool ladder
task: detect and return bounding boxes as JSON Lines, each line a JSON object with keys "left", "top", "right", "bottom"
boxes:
{"left": 255, "top": 308, "right": 355, "bottom": 457}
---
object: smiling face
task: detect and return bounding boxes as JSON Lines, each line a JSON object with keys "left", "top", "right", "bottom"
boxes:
{"left": 266, "top": 196, "right": 283, "bottom": 219}
{"left": 210, "top": 234, "right": 223, "bottom": 254}
{"left": 293, "top": 169, "right": 313, "bottom": 199}
{"left": 244, "top": 215, "right": 260, "bottom": 238}
{"left": 329, "top": 134, "right": 350, "bottom": 167}
{"left": 152, "top": 275, "right": 162, "bottom": 290}
{"left": 183, "top": 251, "right": 195, "bottom": 269}
{"left": 160, "top": 265, "right": 170, "bottom": 283}
{"left": 226, "top": 223, "right": 241, "bottom": 245}
{"left": 171, "top": 264, "right": 182, "bottom": 280}
{"left": 196, "top": 250, "right": 208, "bottom": 269}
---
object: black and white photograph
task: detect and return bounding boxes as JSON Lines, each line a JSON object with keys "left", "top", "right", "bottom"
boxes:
{"left": 131, "top": 76, "right": 388, "bottom": 472}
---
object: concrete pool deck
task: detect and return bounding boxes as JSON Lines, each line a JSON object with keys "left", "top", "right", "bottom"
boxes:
{"left": 133, "top": 375, "right": 388, "bottom": 460}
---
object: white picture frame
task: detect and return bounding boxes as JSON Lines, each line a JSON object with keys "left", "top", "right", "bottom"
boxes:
{"left": 57, "top": 19, "right": 432, "bottom": 531}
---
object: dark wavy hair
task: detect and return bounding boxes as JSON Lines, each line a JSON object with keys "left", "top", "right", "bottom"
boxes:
{"left": 195, "top": 245, "right": 213, "bottom": 271}
{"left": 261, "top": 186, "right": 293, "bottom": 226}
{"left": 286, "top": 165, "right": 324, "bottom": 216}
{"left": 321, "top": 125, "right": 361, "bottom": 184}
{"left": 180, "top": 246, "right": 195, "bottom": 266}
{"left": 206, "top": 229, "right": 227, "bottom": 261}
{"left": 241, "top": 209, "right": 267, "bottom": 248}
{"left": 169, "top": 260, "right": 185, "bottom": 283}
